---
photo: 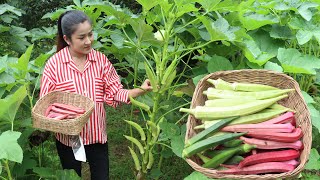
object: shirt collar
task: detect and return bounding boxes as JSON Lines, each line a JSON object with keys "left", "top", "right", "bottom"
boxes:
{"left": 60, "top": 47, "right": 97, "bottom": 63}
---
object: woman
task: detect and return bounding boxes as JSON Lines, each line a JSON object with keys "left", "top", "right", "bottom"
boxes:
{"left": 40, "top": 10, "right": 152, "bottom": 179}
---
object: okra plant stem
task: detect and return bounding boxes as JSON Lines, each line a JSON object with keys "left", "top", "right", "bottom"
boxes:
{"left": 3, "top": 160, "right": 12, "bottom": 180}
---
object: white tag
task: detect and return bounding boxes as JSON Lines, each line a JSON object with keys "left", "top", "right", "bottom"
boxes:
{"left": 70, "top": 135, "right": 86, "bottom": 162}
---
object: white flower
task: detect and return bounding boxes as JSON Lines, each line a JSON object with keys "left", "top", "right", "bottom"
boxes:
{"left": 154, "top": 30, "right": 165, "bottom": 41}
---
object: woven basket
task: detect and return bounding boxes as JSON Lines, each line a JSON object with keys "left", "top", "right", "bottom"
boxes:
{"left": 185, "top": 69, "right": 312, "bottom": 179}
{"left": 32, "top": 91, "right": 94, "bottom": 135}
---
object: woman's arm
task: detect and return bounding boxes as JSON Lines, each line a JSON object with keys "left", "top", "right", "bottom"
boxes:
{"left": 128, "top": 79, "right": 152, "bottom": 99}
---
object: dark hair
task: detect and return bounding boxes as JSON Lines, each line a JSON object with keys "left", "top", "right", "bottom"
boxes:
{"left": 56, "top": 10, "right": 92, "bottom": 52}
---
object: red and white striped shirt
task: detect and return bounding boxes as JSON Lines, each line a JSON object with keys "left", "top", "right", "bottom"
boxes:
{"left": 40, "top": 47, "right": 129, "bottom": 146}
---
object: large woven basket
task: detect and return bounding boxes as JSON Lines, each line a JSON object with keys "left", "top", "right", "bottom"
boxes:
{"left": 185, "top": 69, "right": 312, "bottom": 179}
{"left": 32, "top": 91, "right": 94, "bottom": 135}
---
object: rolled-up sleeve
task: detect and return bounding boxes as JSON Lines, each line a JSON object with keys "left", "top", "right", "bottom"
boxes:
{"left": 40, "top": 59, "right": 56, "bottom": 98}
{"left": 103, "top": 60, "right": 129, "bottom": 108}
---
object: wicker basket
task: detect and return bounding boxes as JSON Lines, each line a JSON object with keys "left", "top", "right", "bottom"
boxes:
{"left": 185, "top": 69, "right": 312, "bottom": 179}
{"left": 32, "top": 91, "right": 94, "bottom": 135}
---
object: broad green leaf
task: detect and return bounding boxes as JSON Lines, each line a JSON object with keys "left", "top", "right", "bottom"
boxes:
{"left": 98, "top": 3, "right": 135, "bottom": 25}
{"left": 129, "top": 18, "right": 157, "bottom": 45}
{"left": 311, "top": 115, "right": 320, "bottom": 134}
{"left": 196, "top": 0, "right": 220, "bottom": 12}
{"left": 110, "top": 34, "right": 125, "bottom": 48}
{"left": 277, "top": 48, "right": 320, "bottom": 74}
{"left": 305, "top": 148, "right": 320, "bottom": 170}
{"left": 170, "top": 135, "right": 184, "bottom": 158}
{"left": 159, "top": 122, "right": 180, "bottom": 139}
{"left": 0, "top": 131, "right": 23, "bottom": 163}
{"left": 150, "top": 168, "right": 162, "bottom": 179}
{"left": 0, "top": 86, "right": 27, "bottom": 123}
{"left": 207, "top": 55, "right": 233, "bottom": 72}
{"left": 0, "top": 4, "right": 22, "bottom": 16}
{"left": 192, "top": 74, "right": 206, "bottom": 86}
{"left": 10, "top": 45, "right": 33, "bottom": 78}
{"left": 270, "top": 24, "right": 294, "bottom": 40}
{"left": 184, "top": 171, "right": 211, "bottom": 180}
{"left": 136, "top": 0, "right": 159, "bottom": 13}
{"left": 0, "top": 24, "right": 10, "bottom": 33}
{"left": 238, "top": 7, "right": 279, "bottom": 30}
{"left": 264, "top": 61, "right": 283, "bottom": 72}
{"left": 13, "top": 151, "right": 37, "bottom": 177}
{"left": 288, "top": 17, "right": 320, "bottom": 45}
{"left": 30, "top": 27, "right": 56, "bottom": 42}
{"left": 0, "top": 72, "right": 15, "bottom": 86}
{"left": 241, "top": 30, "right": 283, "bottom": 66}
{"left": 302, "top": 91, "right": 315, "bottom": 104}
{"left": 176, "top": 3, "right": 198, "bottom": 18}
{"left": 73, "top": 0, "right": 82, "bottom": 7}
{"left": 297, "top": 2, "right": 318, "bottom": 21}
{"left": 42, "top": 9, "right": 67, "bottom": 20}
{"left": 0, "top": 161, "right": 2, "bottom": 174}
{"left": 33, "top": 167, "right": 80, "bottom": 179}
{"left": 34, "top": 53, "right": 52, "bottom": 68}
{"left": 197, "top": 15, "right": 239, "bottom": 42}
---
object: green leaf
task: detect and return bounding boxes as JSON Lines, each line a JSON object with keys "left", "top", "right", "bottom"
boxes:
{"left": 42, "top": 9, "right": 67, "bottom": 20}
{"left": 0, "top": 161, "right": 2, "bottom": 174}
{"left": 302, "top": 91, "right": 315, "bottom": 104}
{"left": 33, "top": 167, "right": 80, "bottom": 179}
{"left": 129, "top": 18, "right": 156, "bottom": 45}
{"left": 270, "top": 24, "right": 294, "bottom": 40}
{"left": 238, "top": 1, "right": 279, "bottom": 31}
{"left": 0, "top": 72, "right": 15, "bottom": 86}
{"left": 184, "top": 171, "right": 211, "bottom": 180}
{"left": 13, "top": 151, "right": 37, "bottom": 177}
{"left": 304, "top": 148, "right": 320, "bottom": 170}
{"left": 196, "top": 0, "right": 221, "bottom": 12}
{"left": 176, "top": 3, "right": 198, "bottom": 18}
{"left": 264, "top": 61, "right": 283, "bottom": 72}
{"left": 159, "top": 122, "right": 180, "bottom": 139}
{"left": 0, "top": 86, "right": 27, "bottom": 123}
{"left": 136, "top": 0, "right": 159, "bottom": 13}
{"left": 198, "top": 15, "right": 239, "bottom": 42}
{"left": 0, "top": 4, "right": 22, "bottom": 16}
{"left": 0, "top": 130, "right": 23, "bottom": 163}
{"left": 192, "top": 74, "right": 206, "bottom": 86}
{"left": 10, "top": 45, "right": 33, "bottom": 78}
{"left": 297, "top": 2, "right": 318, "bottom": 21}
{"left": 73, "top": 0, "right": 82, "bottom": 7}
{"left": 288, "top": 17, "right": 320, "bottom": 45}
{"left": 30, "top": 27, "right": 56, "bottom": 42}
{"left": 207, "top": 55, "right": 233, "bottom": 73}
{"left": 170, "top": 135, "right": 184, "bottom": 158}
{"left": 241, "top": 29, "right": 283, "bottom": 66}
{"left": 277, "top": 48, "right": 320, "bottom": 74}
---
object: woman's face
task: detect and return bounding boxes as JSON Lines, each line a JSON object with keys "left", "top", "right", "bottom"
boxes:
{"left": 65, "top": 20, "right": 94, "bottom": 55}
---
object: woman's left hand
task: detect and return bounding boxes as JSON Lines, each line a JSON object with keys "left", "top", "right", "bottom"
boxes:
{"left": 141, "top": 79, "right": 153, "bottom": 92}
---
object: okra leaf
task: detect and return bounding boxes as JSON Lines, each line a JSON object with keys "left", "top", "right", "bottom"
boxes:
{"left": 0, "top": 85, "right": 27, "bottom": 123}
{"left": 184, "top": 171, "right": 211, "bottom": 180}
{"left": 0, "top": 130, "right": 23, "bottom": 163}
{"left": 170, "top": 135, "right": 184, "bottom": 158}
{"left": 277, "top": 48, "right": 320, "bottom": 75}
{"left": 302, "top": 91, "right": 315, "bottom": 104}
{"left": 33, "top": 167, "right": 80, "bottom": 180}
{"left": 264, "top": 61, "right": 283, "bottom": 72}
{"left": 297, "top": 2, "right": 318, "bottom": 21}
{"left": 304, "top": 148, "right": 320, "bottom": 170}
{"left": 207, "top": 55, "right": 233, "bottom": 73}
{"left": 159, "top": 122, "right": 180, "bottom": 140}
{"left": 12, "top": 151, "right": 37, "bottom": 177}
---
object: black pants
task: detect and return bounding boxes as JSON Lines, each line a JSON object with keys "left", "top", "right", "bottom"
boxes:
{"left": 56, "top": 139, "right": 109, "bottom": 180}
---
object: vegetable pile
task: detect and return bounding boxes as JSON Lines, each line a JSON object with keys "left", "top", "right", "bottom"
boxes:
{"left": 180, "top": 78, "right": 303, "bottom": 175}
{"left": 44, "top": 103, "right": 85, "bottom": 120}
